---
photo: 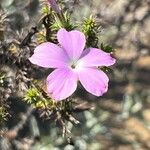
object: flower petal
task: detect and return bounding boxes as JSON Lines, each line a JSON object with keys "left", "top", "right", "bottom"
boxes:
{"left": 57, "top": 28, "right": 86, "bottom": 60}
{"left": 77, "top": 48, "right": 116, "bottom": 67}
{"left": 29, "top": 42, "right": 69, "bottom": 68}
{"left": 78, "top": 68, "right": 109, "bottom": 96}
{"left": 47, "top": 68, "right": 78, "bottom": 101}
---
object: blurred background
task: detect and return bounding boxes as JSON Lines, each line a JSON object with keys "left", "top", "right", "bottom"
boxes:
{"left": 0, "top": 0, "right": 150, "bottom": 149}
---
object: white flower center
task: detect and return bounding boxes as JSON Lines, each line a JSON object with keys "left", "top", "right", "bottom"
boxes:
{"left": 70, "top": 60, "right": 83, "bottom": 71}
{"left": 70, "top": 61, "right": 77, "bottom": 69}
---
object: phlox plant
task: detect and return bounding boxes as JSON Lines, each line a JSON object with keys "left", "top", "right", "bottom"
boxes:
{"left": 29, "top": 0, "right": 116, "bottom": 101}
{"left": 15, "top": 0, "right": 116, "bottom": 138}
{"left": 0, "top": 0, "right": 116, "bottom": 140}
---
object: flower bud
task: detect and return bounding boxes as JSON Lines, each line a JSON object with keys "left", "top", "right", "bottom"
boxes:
{"left": 47, "top": 0, "right": 61, "bottom": 14}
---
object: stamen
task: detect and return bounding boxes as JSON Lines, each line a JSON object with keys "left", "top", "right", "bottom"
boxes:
{"left": 71, "top": 64, "right": 76, "bottom": 69}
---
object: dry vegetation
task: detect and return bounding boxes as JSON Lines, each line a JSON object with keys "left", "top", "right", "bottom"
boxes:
{"left": 0, "top": 0, "right": 150, "bottom": 149}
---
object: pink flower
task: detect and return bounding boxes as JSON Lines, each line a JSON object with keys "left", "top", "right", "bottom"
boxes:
{"left": 29, "top": 28, "right": 116, "bottom": 101}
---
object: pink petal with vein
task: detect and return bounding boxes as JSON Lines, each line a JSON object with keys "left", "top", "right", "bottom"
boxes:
{"left": 78, "top": 48, "right": 116, "bottom": 67}
{"left": 78, "top": 68, "right": 109, "bottom": 96}
{"left": 47, "top": 68, "right": 78, "bottom": 101}
{"left": 29, "top": 42, "right": 69, "bottom": 68}
{"left": 57, "top": 28, "right": 86, "bottom": 60}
